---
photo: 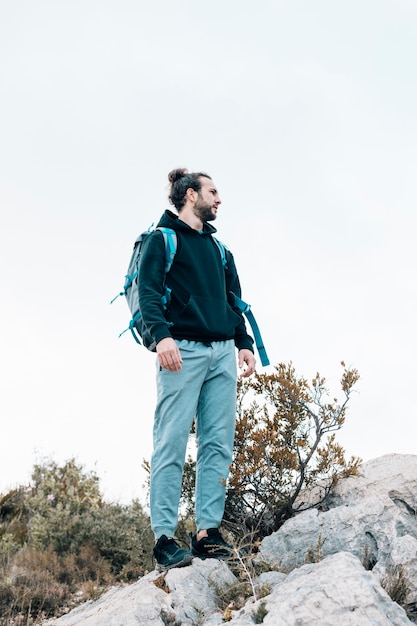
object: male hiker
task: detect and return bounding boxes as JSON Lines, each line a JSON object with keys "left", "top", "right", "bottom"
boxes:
{"left": 138, "top": 168, "right": 256, "bottom": 571}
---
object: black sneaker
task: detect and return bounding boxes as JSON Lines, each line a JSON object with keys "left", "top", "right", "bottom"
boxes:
{"left": 190, "top": 528, "right": 234, "bottom": 560}
{"left": 153, "top": 535, "right": 193, "bottom": 572}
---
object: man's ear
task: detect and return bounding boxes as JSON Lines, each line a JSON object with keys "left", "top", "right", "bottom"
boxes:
{"left": 186, "top": 187, "right": 197, "bottom": 203}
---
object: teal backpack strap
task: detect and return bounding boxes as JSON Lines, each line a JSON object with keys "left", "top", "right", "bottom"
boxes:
{"left": 229, "top": 292, "right": 270, "bottom": 367}
{"left": 157, "top": 227, "right": 177, "bottom": 273}
{"left": 155, "top": 227, "right": 177, "bottom": 311}
{"left": 212, "top": 237, "right": 228, "bottom": 268}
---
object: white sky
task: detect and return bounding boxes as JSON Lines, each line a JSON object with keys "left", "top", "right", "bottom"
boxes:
{"left": 1, "top": 0, "right": 416, "bottom": 504}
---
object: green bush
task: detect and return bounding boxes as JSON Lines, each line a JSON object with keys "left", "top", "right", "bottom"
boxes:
{"left": 76, "top": 500, "right": 154, "bottom": 579}
{"left": 0, "top": 458, "right": 153, "bottom": 624}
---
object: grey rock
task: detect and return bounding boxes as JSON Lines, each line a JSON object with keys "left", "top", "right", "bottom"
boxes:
{"left": 42, "top": 455, "right": 417, "bottom": 625}
{"left": 232, "top": 552, "right": 411, "bottom": 625}
{"left": 258, "top": 454, "right": 417, "bottom": 577}
{"left": 43, "top": 559, "right": 235, "bottom": 626}
{"left": 257, "top": 570, "right": 287, "bottom": 588}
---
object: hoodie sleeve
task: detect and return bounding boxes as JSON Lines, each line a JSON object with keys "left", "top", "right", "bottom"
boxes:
{"left": 137, "top": 230, "right": 174, "bottom": 346}
{"left": 224, "top": 250, "right": 255, "bottom": 353}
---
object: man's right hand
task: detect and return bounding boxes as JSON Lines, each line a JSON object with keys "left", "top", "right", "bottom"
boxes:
{"left": 156, "top": 337, "right": 183, "bottom": 371}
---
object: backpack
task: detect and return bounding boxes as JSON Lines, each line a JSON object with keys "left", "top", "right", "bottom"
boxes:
{"left": 111, "top": 225, "right": 270, "bottom": 366}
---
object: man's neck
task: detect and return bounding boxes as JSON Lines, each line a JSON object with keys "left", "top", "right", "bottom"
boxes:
{"left": 177, "top": 206, "right": 203, "bottom": 231}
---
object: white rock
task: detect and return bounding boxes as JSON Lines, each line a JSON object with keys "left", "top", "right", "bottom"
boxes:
{"left": 258, "top": 454, "right": 417, "bottom": 576}
{"left": 232, "top": 553, "right": 411, "bottom": 626}
{"left": 330, "top": 454, "right": 417, "bottom": 504}
{"left": 42, "top": 455, "right": 417, "bottom": 626}
{"left": 43, "top": 559, "right": 235, "bottom": 626}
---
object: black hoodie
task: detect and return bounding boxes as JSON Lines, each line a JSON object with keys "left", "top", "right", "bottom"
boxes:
{"left": 137, "top": 210, "right": 254, "bottom": 352}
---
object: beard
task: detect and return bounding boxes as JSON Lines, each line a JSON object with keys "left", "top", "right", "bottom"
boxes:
{"left": 194, "top": 196, "right": 217, "bottom": 223}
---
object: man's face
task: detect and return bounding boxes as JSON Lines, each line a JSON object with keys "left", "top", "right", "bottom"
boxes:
{"left": 193, "top": 177, "right": 222, "bottom": 222}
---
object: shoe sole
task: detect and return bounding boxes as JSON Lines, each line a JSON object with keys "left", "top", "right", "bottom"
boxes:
{"left": 156, "top": 554, "right": 193, "bottom": 572}
{"left": 192, "top": 554, "right": 232, "bottom": 561}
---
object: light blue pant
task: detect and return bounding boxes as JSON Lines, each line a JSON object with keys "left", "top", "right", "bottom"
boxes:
{"left": 150, "top": 339, "right": 237, "bottom": 539}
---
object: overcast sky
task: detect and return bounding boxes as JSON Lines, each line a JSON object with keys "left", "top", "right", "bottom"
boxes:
{"left": 1, "top": 0, "right": 416, "bottom": 504}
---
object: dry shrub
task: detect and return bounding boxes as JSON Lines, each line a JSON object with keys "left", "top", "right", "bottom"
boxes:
{"left": 1, "top": 546, "right": 113, "bottom": 623}
{"left": 58, "top": 545, "right": 112, "bottom": 586}
{"left": 8, "top": 549, "right": 71, "bottom": 617}
{"left": 381, "top": 565, "right": 410, "bottom": 608}
{"left": 0, "top": 580, "right": 15, "bottom": 621}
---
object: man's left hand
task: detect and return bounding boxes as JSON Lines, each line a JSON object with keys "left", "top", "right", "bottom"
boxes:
{"left": 238, "top": 349, "right": 256, "bottom": 378}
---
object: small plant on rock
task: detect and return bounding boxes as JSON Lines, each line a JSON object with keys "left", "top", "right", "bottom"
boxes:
{"left": 252, "top": 600, "right": 268, "bottom": 624}
{"left": 381, "top": 565, "right": 410, "bottom": 609}
{"left": 305, "top": 532, "right": 324, "bottom": 564}
{"left": 160, "top": 608, "right": 182, "bottom": 626}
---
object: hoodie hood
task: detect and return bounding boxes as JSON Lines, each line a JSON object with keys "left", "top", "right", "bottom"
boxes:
{"left": 156, "top": 210, "right": 218, "bottom": 236}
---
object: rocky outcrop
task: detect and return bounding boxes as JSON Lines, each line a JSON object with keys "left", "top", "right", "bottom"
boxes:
{"left": 259, "top": 454, "right": 417, "bottom": 604}
{"left": 43, "top": 454, "right": 417, "bottom": 625}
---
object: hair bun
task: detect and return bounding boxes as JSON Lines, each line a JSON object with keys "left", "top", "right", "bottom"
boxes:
{"left": 167, "top": 168, "right": 211, "bottom": 211}
{"left": 168, "top": 168, "right": 188, "bottom": 184}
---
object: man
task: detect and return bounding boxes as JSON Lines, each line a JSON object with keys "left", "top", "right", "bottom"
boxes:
{"left": 138, "top": 168, "right": 256, "bottom": 571}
